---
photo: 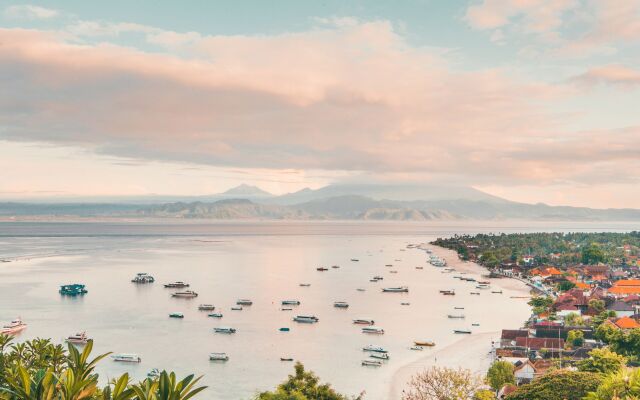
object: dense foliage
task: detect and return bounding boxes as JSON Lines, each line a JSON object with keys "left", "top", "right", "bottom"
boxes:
{"left": 584, "top": 368, "right": 640, "bottom": 399}
{"left": 401, "top": 366, "right": 484, "bottom": 400}
{"left": 578, "top": 348, "right": 628, "bottom": 375}
{"left": 432, "top": 232, "right": 640, "bottom": 267}
{"left": 504, "top": 371, "right": 602, "bottom": 400}
{"left": 0, "top": 334, "right": 206, "bottom": 400}
{"left": 256, "top": 362, "right": 354, "bottom": 400}
{"left": 596, "top": 325, "right": 640, "bottom": 363}
{"left": 485, "top": 361, "right": 514, "bottom": 392}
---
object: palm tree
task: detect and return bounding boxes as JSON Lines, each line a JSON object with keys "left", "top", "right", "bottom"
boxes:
{"left": 133, "top": 371, "right": 206, "bottom": 400}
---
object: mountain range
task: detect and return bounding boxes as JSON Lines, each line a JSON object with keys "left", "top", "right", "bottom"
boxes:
{"left": 1, "top": 183, "right": 639, "bottom": 221}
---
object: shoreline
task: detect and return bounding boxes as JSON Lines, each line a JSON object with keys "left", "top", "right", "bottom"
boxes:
{"left": 388, "top": 243, "right": 532, "bottom": 398}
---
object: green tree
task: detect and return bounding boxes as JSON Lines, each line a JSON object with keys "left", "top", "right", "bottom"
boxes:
{"left": 486, "top": 361, "right": 515, "bottom": 392}
{"left": 564, "top": 313, "right": 584, "bottom": 327}
{"left": 257, "top": 362, "right": 351, "bottom": 400}
{"left": 473, "top": 389, "right": 496, "bottom": 400}
{"left": 589, "top": 299, "right": 606, "bottom": 314}
{"left": 578, "top": 348, "right": 628, "bottom": 374}
{"left": 557, "top": 281, "right": 576, "bottom": 292}
{"left": 505, "top": 370, "right": 602, "bottom": 400}
{"left": 566, "top": 330, "right": 585, "bottom": 349}
{"left": 584, "top": 368, "right": 640, "bottom": 400}
{"left": 582, "top": 243, "right": 606, "bottom": 265}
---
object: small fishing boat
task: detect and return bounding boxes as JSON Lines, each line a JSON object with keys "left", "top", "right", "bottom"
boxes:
{"left": 293, "top": 315, "right": 319, "bottom": 323}
{"left": 439, "top": 290, "right": 455, "bottom": 295}
{"left": 331, "top": 265, "right": 340, "bottom": 269}
{"left": 472, "top": 323, "right": 480, "bottom": 326}
{"left": 448, "top": 314, "right": 465, "bottom": 319}
{"left": 164, "top": 281, "right": 189, "bottom": 288}
{"left": 0, "top": 318, "right": 27, "bottom": 335}
{"left": 169, "top": 312, "right": 184, "bottom": 318}
{"left": 208, "top": 313, "right": 223, "bottom": 318}
{"left": 280, "top": 357, "right": 294, "bottom": 362}
{"left": 112, "top": 354, "right": 141, "bottom": 363}
{"left": 209, "top": 353, "right": 229, "bottom": 361}
{"left": 370, "top": 353, "right": 389, "bottom": 360}
{"left": 214, "top": 327, "right": 236, "bottom": 334}
{"left": 362, "top": 326, "right": 385, "bottom": 334}
{"left": 236, "top": 299, "right": 253, "bottom": 306}
{"left": 416, "top": 266, "right": 423, "bottom": 270}
{"left": 282, "top": 300, "right": 301, "bottom": 305}
{"left": 454, "top": 329, "right": 472, "bottom": 334}
{"left": 279, "top": 327, "right": 290, "bottom": 332}
{"left": 66, "top": 331, "right": 89, "bottom": 345}
{"left": 382, "top": 286, "right": 408, "bottom": 293}
{"left": 385, "top": 264, "right": 393, "bottom": 267}
{"left": 470, "top": 292, "right": 480, "bottom": 295}
{"left": 334, "top": 301, "right": 349, "bottom": 308}
{"left": 281, "top": 307, "right": 293, "bottom": 311}
{"left": 59, "top": 284, "right": 88, "bottom": 296}
{"left": 476, "top": 285, "right": 490, "bottom": 290}
{"left": 351, "top": 259, "right": 359, "bottom": 262}
{"left": 401, "top": 302, "right": 410, "bottom": 305}
{"left": 362, "top": 345, "right": 387, "bottom": 353}
{"left": 299, "top": 283, "right": 311, "bottom": 287}
{"left": 414, "top": 340, "right": 435, "bottom": 347}
{"left": 172, "top": 290, "right": 198, "bottom": 298}
{"left": 131, "top": 273, "right": 155, "bottom": 284}
{"left": 316, "top": 267, "right": 328, "bottom": 271}
{"left": 410, "top": 346, "right": 424, "bottom": 351}
{"left": 353, "top": 319, "right": 375, "bottom": 325}
{"left": 362, "top": 360, "right": 382, "bottom": 367}
{"left": 231, "top": 306, "right": 243, "bottom": 311}
{"left": 356, "top": 288, "right": 366, "bottom": 292}
{"left": 389, "top": 270, "right": 398, "bottom": 274}
{"left": 491, "top": 290, "right": 503, "bottom": 294}
{"left": 454, "top": 307, "right": 464, "bottom": 310}
{"left": 198, "top": 304, "right": 215, "bottom": 311}
{"left": 477, "top": 281, "right": 490, "bottom": 285}
{"left": 373, "top": 276, "right": 384, "bottom": 280}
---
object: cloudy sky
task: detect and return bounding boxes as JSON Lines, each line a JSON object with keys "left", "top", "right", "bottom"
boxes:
{"left": 1, "top": 1, "right": 639, "bottom": 208}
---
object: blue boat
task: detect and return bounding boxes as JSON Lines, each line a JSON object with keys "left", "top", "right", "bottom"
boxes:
{"left": 279, "top": 327, "right": 290, "bottom": 332}
{"left": 59, "top": 284, "right": 88, "bottom": 296}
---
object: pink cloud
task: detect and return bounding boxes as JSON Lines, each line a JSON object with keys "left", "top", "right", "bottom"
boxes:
{"left": 572, "top": 64, "right": 640, "bottom": 86}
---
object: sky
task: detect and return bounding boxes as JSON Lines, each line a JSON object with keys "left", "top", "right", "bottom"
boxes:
{"left": 0, "top": 0, "right": 639, "bottom": 208}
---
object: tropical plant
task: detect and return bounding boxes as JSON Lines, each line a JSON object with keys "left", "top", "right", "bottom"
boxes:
{"left": 584, "top": 368, "right": 640, "bottom": 399}
{"left": 504, "top": 370, "right": 602, "bottom": 400}
{"left": 485, "top": 361, "right": 514, "bottom": 392}
{"left": 256, "top": 362, "right": 352, "bottom": 400}
{"left": 578, "top": 348, "right": 628, "bottom": 375}
{"left": 402, "top": 366, "right": 484, "bottom": 400}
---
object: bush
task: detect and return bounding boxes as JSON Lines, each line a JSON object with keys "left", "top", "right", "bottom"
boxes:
{"left": 505, "top": 370, "right": 602, "bottom": 400}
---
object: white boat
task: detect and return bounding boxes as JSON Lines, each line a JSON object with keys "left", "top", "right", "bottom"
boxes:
{"left": 362, "top": 326, "right": 385, "bottom": 334}
{"left": 236, "top": 299, "right": 253, "bottom": 306}
{"left": 0, "top": 318, "right": 27, "bottom": 335}
{"left": 282, "top": 300, "right": 301, "bottom": 305}
{"left": 209, "top": 352, "right": 229, "bottom": 361}
{"left": 362, "top": 345, "right": 387, "bottom": 353}
{"left": 353, "top": 319, "right": 375, "bottom": 325}
{"left": 362, "top": 360, "right": 382, "bottom": 367}
{"left": 410, "top": 346, "right": 424, "bottom": 351}
{"left": 66, "top": 331, "right": 89, "bottom": 345}
{"left": 198, "top": 304, "right": 215, "bottom": 311}
{"left": 293, "top": 315, "right": 319, "bottom": 323}
{"left": 334, "top": 301, "right": 349, "bottom": 308}
{"left": 382, "top": 286, "right": 408, "bottom": 293}
{"left": 370, "top": 353, "right": 389, "bottom": 360}
{"left": 214, "top": 327, "right": 236, "bottom": 334}
{"left": 172, "top": 290, "right": 198, "bottom": 298}
{"left": 112, "top": 354, "right": 141, "bottom": 363}
{"left": 131, "top": 273, "right": 155, "bottom": 284}
{"left": 164, "top": 281, "right": 189, "bottom": 288}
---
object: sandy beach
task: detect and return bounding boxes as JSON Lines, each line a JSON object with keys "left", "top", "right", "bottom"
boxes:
{"left": 388, "top": 243, "right": 532, "bottom": 399}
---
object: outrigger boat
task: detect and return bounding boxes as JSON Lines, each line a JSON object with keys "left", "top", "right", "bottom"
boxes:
{"left": 351, "top": 259, "right": 359, "bottom": 262}
{"left": 370, "top": 353, "right": 389, "bottom": 360}
{"left": 112, "top": 354, "right": 141, "bottom": 363}
{"left": 492, "top": 290, "right": 503, "bottom": 294}
{"left": 236, "top": 299, "right": 253, "bottom": 306}
{"left": 282, "top": 300, "right": 301, "bottom": 305}
{"left": 299, "top": 283, "right": 311, "bottom": 287}
{"left": 362, "top": 326, "right": 385, "bottom": 334}
{"left": 208, "top": 313, "right": 223, "bottom": 318}
{"left": 454, "top": 329, "right": 472, "bottom": 334}
{"left": 279, "top": 327, "right": 290, "bottom": 332}
{"left": 410, "top": 346, "right": 424, "bottom": 351}
{"left": 316, "top": 267, "right": 328, "bottom": 271}
{"left": 1, "top": 318, "right": 27, "bottom": 335}
{"left": 334, "top": 301, "right": 349, "bottom": 308}
{"left": 353, "top": 319, "right": 375, "bottom": 325}
{"left": 164, "top": 281, "right": 189, "bottom": 288}
{"left": 169, "top": 312, "right": 184, "bottom": 318}
{"left": 470, "top": 292, "right": 480, "bottom": 295}
{"left": 231, "top": 306, "right": 243, "bottom": 311}
{"left": 448, "top": 314, "right": 465, "bottom": 319}
{"left": 382, "top": 286, "right": 408, "bottom": 293}
{"left": 362, "top": 345, "right": 387, "bottom": 353}
{"left": 214, "top": 327, "right": 236, "bottom": 334}
{"left": 172, "top": 290, "right": 198, "bottom": 298}
{"left": 280, "top": 357, "right": 294, "bottom": 362}
{"left": 362, "top": 360, "right": 382, "bottom": 367}
{"left": 66, "top": 331, "right": 90, "bottom": 345}
{"left": 414, "top": 340, "right": 435, "bottom": 347}
{"left": 454, "top": 307, "right": 465, "bottom": 310}
{"left": 209, "top": 352, "right": 229, "bottom": 361}
{"left": 439, "top": 290, "right": 455, "bottom": 295}
{"left": 198, "top": 304, "right": 215, "bottom": 311}
{"left": 331, "top": 265, "right": 340, "bottom": 269}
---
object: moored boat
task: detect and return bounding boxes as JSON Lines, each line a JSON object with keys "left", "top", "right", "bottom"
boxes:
{"left": 382, "top": 286, "right": 408, "bottom": 293}
{"left": 208, "top": 313, "right": 223, "bottom": 318}
{"left": 439, "top": 290, "right": 455, "bottom": 295}
{"left": 351, "top": 259, "right": 359, "bottom": 262}
{"left": 131, "top": 273, "right": 155, "bottom": 284}
{"left": 112, "top": 354, "right": 141, "bottom": 363}
{"left": 279, "top": 327, "right": 290, "bottom": 332}
{"left": 362, "top": 360, "right": 382, "bottom": 367}
{"left": 299, "top": 283, "right": 311, "bottom": 287}
{"left": 316, "top": 267, "right": 328, "bottom": 271}
{"left": 172, "top": 290, "right": 198, "bottom": 298}
{"left": 59, "top": 284, "right": 88, "bottom": 296}
{"left": 470, "top": 292, "right": 480, "bottom": 295}
{"left": 454, "top": 329, "right": 472, "bottom": 334}
{"left": 492, "top": 290, "right": 503, "bottom": 294}
{"left": 370, "top": 353, "right": 389, "bottom": 360}
{"left": 66, "top": 331, "right": 89, "bottom": 345}
{"left": 0, "top": 318, "right": 27, "bottom": 335}
{"left": 333, "top": 301, "right": 349, "bottom": 308}
{"left": 164, "top": 281, "right": 189, "bottom": 288}
{"left": 410, "top": 346, "right": 424, "bottom": 351}
{"left": 231, "top": 306, "right": 243, "bottom": 311}
{"left": 362, "top": 326, "right": 384, "bottom": 334}
{"left": 281, "top": 300, "right": 300, "bottom": 305}
{"left": 362, "top": 345, "right": 387, "bottom": 353}
{"left": 414, "top": 340, "right": 435, "bottom": 347}
{"left": 280, "top": 357, "right": 294, "bottom": 361}
{"left": 353, "top": 319, "right": 375, "bottom": 325}
{"left": 169, "top": 312, "right": 184, "bottom": 318}
{"left": 214, "top": 327, "right": 236, "bottom": 334}
{"left": 198, "top": 304, "right": 215, "bottom": 311}
{"left": 209, "top": 352, "right": 229, "bottom": 361}
{"left": 447, "top": 314, "right": 465, "bottom": 319}
{"left": 236, "top": 299, "right": 253, "bottom": 306}
{"left": 293, "top": 315, "right": 319, "bottom": 323}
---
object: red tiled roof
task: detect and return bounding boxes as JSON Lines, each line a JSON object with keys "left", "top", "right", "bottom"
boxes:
{"left": 515, "top": 337, "right": 564, "bottom": 350}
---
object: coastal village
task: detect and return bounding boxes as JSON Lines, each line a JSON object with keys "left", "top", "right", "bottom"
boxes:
{"left": 433, "top": 232, "right": 640, "bottom": 399}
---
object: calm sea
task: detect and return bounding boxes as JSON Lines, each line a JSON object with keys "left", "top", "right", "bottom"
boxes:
{"left": 0, "top": 221, "right": 635, "bottom": 399}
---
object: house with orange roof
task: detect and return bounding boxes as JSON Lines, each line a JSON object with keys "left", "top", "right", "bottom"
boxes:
{"left": 614, "top": 316, "right": 640, "bottom": 330}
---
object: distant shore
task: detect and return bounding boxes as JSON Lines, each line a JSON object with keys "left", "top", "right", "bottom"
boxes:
{"left": 388, "top": 243, "right": 531, "bottom": 398}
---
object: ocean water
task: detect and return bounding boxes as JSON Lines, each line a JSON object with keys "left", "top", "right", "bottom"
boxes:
{"left": 0, "top": 221, "right": 634, "bottom": 399}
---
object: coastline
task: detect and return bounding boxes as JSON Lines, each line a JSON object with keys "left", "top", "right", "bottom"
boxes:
{"left": 388, "top": 243, "right": 532, "bottom": 398}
